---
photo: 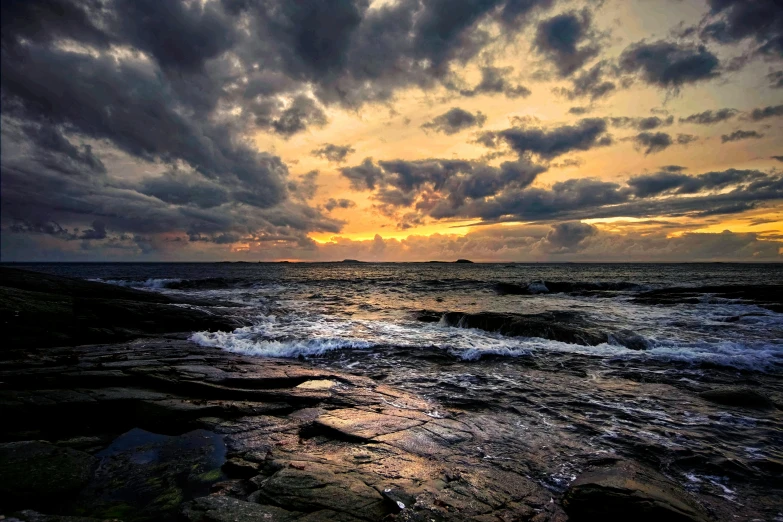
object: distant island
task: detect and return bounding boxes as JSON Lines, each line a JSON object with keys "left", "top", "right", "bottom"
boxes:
{"left": 341, "top": 259, "right": 367, "bottom": 263}
{"left": 454, "top": 259, "right": 474, "bottom": 263}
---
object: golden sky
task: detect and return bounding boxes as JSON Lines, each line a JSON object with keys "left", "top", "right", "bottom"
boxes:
{"left": 1, "top": 0, "right": 781, "bottom": 261}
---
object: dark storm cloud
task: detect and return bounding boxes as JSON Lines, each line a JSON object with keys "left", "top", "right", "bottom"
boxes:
{"left": 700, "top": 0, "right": 783, "bottom": 59}
{"left": 340, "top": 159, "right": 386, "bottom": 191}
{"left": 438, "top": 169, "right": 783, "bottom": 223}
{"left": 627, "top": 168, "right": 768, "bottom": 197}
{"left": 557, "top": 62, "right": 617, "bottom": 100}
{"left": 271, "top": 96, "right": 328, "bottom": 137}
{"left": 610, "top": 116, "right": 674, "bottom": 130}
{"left": 312, "top": 144, "right": 356, "bottom": 164}
{"left": 324, "top": 198, "right": 356, "bottom": 212}
{"left": 139, "top": 171, "right": 230, "bottom": 209}
{"left": 421, "top": 108, "right": 487, "bottom": 135}
{"left": 545, "top": 221, "right": 597, "bottom": 250}
{"left": 630, "top": 132, "right": 696, "bottom": 155}
{"left": 618, "top": 40, "right": 721, "bottom": 89}
{"left": 340, "top": 157, "right": 547, "bottom": 212}
{"left": 750, "top": 104, "right": 783, "bottom": 121}
{"left": 633, "top": 132, "right": 673, "bottom": 155}
{"left": 677, "top": 134, "right": 698, "bottom": 145}
{"left": 479, "top": 118, "right": 612, "bottom": 160}
{"left": 459, "top": 66, "right": 531, "bottom": 98}
{"left": 721, "top": 130, "right": 765, "bottom": 142}
{"left": 533, "top": 10, "right": 601, "bottom": 77}
{"left": 679, "top": 108, "right": 738, "bottom": 125}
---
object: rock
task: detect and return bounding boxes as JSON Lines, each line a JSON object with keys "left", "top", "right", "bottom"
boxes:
{"left": 181, "top": 496, "right": 300, "bottom": 522}
{"left": 381, "top": 487, "right": 417, "bottom": 512}
{"left": 254, "top": 461, "right": 388, "bottom": 520}
{"left": 633, "top": 285, "right": 783, "bottom": 313}
{"left": 4, "top": 511, "right": 106, "bottom": 522}
{"left": 698, "top": 387, "right": 775, "bottom": 410}
{"left": 0, "top": 441, "right": 97, "bottom": 510}
{"left": 221, "top": 458, "right": 261, "bottom": 478}
{"left": 311, "top": 409, "right": 424, "bottom": 441}
{"left": 563, "top": 460, "right": 710, "bottom": 522}
{"left": 435, "top": 311, "right": 608, "bottom": 346}
{"left": 0, "top": 267, "right": 241, "bottom": 350}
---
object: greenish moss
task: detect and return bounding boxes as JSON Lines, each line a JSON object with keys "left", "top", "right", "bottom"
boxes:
{"left": 99, "top": 502, "right": 135, "bottom": 519}
{"left": 153, "top": 488, "right": 183, "bottom": 510}
{"left": 195, "top": 468, "right": 222, "bottom": 482}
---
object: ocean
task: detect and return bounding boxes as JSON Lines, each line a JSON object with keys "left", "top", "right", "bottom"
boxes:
{"left": 10, "top": 262, "right": 783, "bottom": 515}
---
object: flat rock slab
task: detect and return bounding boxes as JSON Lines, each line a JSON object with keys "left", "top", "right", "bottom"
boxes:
{"left": 314, "top": 409, "right": 424, "bottom": 441}
{"left": 563, "top": 460, "right": 711, "bottom": 522}
{"left": 255, "top": 461, "right": 387, "bottom": 520}
{"left": 181, "top": 496, "right": 300, "bottom": 522}
{"left": 0, "top": 441, "right": 97, "bottom": 511}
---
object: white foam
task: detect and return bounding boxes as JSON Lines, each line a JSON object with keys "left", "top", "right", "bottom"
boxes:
{"left": 90, "top": 278, "right": 181, "bottom": 289}
{"left": 186, "top": 300, "right": 782, "bottom": 371}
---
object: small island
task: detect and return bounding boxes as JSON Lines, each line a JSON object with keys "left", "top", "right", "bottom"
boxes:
{"left": 454, "top": 259, "right": 474, "bottom": 263}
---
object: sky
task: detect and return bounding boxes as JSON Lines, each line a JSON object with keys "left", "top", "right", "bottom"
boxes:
{"left": 1, "top": 0, "right": 782, "bottom": 262}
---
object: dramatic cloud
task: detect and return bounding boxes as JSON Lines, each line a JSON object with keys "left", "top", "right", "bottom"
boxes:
{"left": 1, "top": 0, "right": 780, "bottom": 262}
{"left": 700, "top": 0, "right": 783, "bottom": 60}
{"left": 680, "top": 108, "right": 738, "bottom": 125}
{"left": 534, "top": 10, "right": 601, "bottom": 77}
{"left": 619, "top": 40, "right": 721, "bottom": 89}
{"left": 721, "top": 130, "right": 765, "bottom": 143}
{"left": 421, "top": 108, "right": 488, "bottom": 135}
{"left": 480, "top": 118, "right": 612, "bottom": 159}
{"left": 459, "top": 66, "right": 531, "bottom": 98}
{"left": 324, "top": 198, "right": 356, "bottom": 212}
{"left": 610, "top": 116, "right": 674, "bottom": 130}
{"left": 557, "top": 62, "right": 617, "bottom": 100}
{"left": 312, "top": 144, "right": 356, "bottom": 164}
{"left": 633, "top": 132, "right": 673, "bottom": 154}
{"left": 750, "top": 104, "right": 783, "bottom": 121}
{"left": 627, "top": 168, "right": 768, "bottom": 197}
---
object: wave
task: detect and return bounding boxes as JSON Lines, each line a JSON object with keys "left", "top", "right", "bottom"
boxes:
{"left": 493, "top": 281, "right": 649, "bottom": 296}
{"left": 90, "top": 277, "right": 182, "bottom": 289}
{"left": 188, "top": 312, "right": 782, "bottom": 371}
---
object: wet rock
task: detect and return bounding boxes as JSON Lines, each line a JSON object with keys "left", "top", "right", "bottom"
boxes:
{"left": 0, "top": 441, "right": 97, "bottom": 511}
{"left": 221, "top": 457, "right": 261, "bottom": 478}
{"left": 563, "top": 460, "right": 710, "bottom": 522}
{"left": 181, "top": 496, "right": 300, "bottom": 522}
{"left": 4, "top": 511, "right": 106, "bottom": 522}
{"left": 633, "top": 285, "right": 783, "bottom": 313}
{"left": 311, "top": 409, "right": 424, "bottom": 441}
{"left": 0, "top": 268, "right": 241, "bottom": 350}
{"left": 698, "top": 387, "right": 775, "bottom": 410}
{"left": 254, "top": 461, "right": 388, "bottom": 520}
{"left": 436, "top": 311, "right": 608, "bottom": 346}
{"left": 380, "top": 487, "right": 416, "bottom": 512}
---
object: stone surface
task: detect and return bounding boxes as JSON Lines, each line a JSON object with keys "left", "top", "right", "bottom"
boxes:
{"left": 181, "top": 496, "right": 300, "bottom": 522}
{"left": 563, "top": 460, "right": 711, "bottom": 522}
{"left": 0, "top": 441, "right": 96, "bottom": 511}
{"left": 313, "top": 408, "right": 424, "bottom": 441}
{"left": 698, "top": 387, "right": 776, "bottom": 410}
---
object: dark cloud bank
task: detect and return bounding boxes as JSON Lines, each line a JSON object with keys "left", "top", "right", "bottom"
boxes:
{"left": 1, "top": 0, "right": 780, "bottom": 261}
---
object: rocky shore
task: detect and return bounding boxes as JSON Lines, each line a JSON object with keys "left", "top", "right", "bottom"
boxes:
{"left": 0, "top": 268, "right": 778, "bottom": 521}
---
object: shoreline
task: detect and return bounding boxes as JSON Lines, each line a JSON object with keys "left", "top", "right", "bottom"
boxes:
{"left": 1, "top": 268, "right": 779, "bottom": 521}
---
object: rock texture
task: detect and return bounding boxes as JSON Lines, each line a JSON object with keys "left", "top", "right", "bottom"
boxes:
{"left": 0, "top": 267, "right": 242, "bottom": 350}
{"left": 563, "top": 460, "right": 711, "bottom": 522}
{"left": 0, "top": 337, "right": 568, "bottom": 521}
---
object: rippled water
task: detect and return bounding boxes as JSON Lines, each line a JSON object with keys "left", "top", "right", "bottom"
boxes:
{"left": 13, "top": 262, "right": 783, "bottom": 519}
